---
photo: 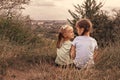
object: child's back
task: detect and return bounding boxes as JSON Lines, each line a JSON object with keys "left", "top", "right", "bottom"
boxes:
{"left": 72, "top": 36, "right": 98, "bottom": 68}
{"left": 70, "top": 18, "right": 98, "bottom": 69}
{"left": 55, "top": 40, "right": 73, "bottom": 65}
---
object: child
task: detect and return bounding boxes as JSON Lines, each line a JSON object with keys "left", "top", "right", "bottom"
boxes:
{"left": 55, "top": 25, "right": 74, "bottom": 67}
{"left": 70, "top": 18, "right": 98, "bottom": 69}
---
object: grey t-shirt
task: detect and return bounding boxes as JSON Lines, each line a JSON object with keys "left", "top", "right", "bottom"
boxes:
{"left": 72, "top": 36, "right": 98, "bottom": 68}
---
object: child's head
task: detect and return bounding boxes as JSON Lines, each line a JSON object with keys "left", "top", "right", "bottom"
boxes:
{"left": 57, "top": 25, "right": 74, "bottom": 48}
{"left": 75, "top": 18, "right": 92, "bottom": 36}
{"left": 59, "top": 25, "right": 74, "bottom": 39}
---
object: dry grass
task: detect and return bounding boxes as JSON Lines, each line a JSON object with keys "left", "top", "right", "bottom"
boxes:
{"left": 0, "top": 39, "right": 120, "bottom": 80}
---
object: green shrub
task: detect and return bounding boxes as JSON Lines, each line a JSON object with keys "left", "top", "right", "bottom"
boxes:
{"left": 0, "top": 17, "right": 38, "bottom": 45}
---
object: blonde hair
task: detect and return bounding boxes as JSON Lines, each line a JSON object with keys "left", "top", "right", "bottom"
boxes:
{"left": 56, "top": 25, "right": 72, "bottom": 48}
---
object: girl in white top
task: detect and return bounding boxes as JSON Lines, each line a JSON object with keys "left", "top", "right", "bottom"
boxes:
{"left": 55, "top": 25, "right": 74, "bottom": 66}
{"left": 70, "top": 19, "right": 98, "bottom": 69}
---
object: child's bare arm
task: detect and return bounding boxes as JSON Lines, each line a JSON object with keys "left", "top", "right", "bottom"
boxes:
{"left": 70, "top": 45, "right": 76, "bottom": 59}
{"left": 93, "top": 49, "right": 99, "bottom": 62}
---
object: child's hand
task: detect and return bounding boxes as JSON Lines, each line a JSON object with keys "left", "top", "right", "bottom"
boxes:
{"left": 70, "top": 45, "right": 76, "bottom": 60}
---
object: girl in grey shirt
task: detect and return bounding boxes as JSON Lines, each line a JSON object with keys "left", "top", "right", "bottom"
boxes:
{"left": 71, "top": 19, "right": 98, "bottom": 69}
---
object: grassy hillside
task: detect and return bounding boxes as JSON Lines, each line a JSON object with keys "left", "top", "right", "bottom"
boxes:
{"left": 0, "top": 37, "right": 120, "bottom": 80}
{"left": 0, "top": 19, "right": 120, "bottom": 80}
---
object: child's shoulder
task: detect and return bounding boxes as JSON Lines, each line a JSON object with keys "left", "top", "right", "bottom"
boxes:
{"left": 64, "top": 40, "right": 72, "bottom": 45}
{"left": 74, "top": 36, "right": 82, "bottom": 40}
{"left": 74, "top": 36, "right": 97, "bottom": 41}
{"left": 62, "top": 41, "right": 72, "bottom": 49}
{"left": 89, "top": 37, "right": 97, "bottom": 41}
{"left": 73, "top": 36, "right": 84, "bottom": 41}
{"left": 74, "top": 36, "right": 91, "bottom": 40}
{"left": 88, "top": 36, "right": 94, "bottom": 40}
{"left": 88, "top": 37, "right": 98, "bottom": 44}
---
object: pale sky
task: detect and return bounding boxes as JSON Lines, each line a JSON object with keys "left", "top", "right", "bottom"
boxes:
{"left": 23, "top": 0, "right": 120, "bottom": 20}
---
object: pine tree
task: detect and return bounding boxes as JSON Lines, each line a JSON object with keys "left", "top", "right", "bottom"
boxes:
{"left": 68, "top": 0, "right": 115, "bottom": 47}
{"left": 68, "top": 0, "right": 103, "bottom": 27}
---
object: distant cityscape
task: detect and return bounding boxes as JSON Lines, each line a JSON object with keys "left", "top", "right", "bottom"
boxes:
{"left": 31, "top": 20, "right": 68, "bottom": 30}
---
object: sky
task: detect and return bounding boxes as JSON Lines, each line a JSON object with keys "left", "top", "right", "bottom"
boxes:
{"left": 23, "top": 0, "right": 120, "bottom": 20}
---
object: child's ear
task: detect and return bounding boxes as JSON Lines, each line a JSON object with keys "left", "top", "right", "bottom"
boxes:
{"left": 81, "top": 28, "right": 84, "bottom": 33}
{"left": 78, "top": 28, "right": 84, "bottom": 35}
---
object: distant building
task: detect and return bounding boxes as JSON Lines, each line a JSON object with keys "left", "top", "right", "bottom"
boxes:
{"left": 30, "top": 20, "right": 67, "bottom": 31}
{"left": 38, "top": 22, "right": 44, "bottom": 25}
